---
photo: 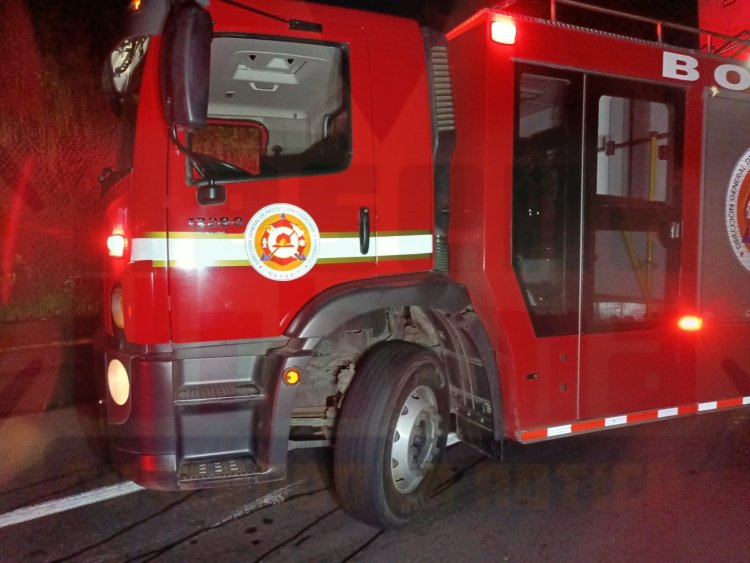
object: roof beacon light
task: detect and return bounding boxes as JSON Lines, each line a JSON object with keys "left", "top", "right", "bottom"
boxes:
{"left": 677, "top": 315, "right": 703, "bottom": 332}
{"left": 491, "top": 19, "right": 517, "bottom": 45}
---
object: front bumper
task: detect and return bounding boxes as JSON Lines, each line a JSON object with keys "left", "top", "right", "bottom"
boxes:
{"left": 102, "top": 337, "right": 309, "bottom": 490}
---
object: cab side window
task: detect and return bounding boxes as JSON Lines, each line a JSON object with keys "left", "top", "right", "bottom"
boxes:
{"left": 188, "top": 36, "right": 351, "bottom": 183}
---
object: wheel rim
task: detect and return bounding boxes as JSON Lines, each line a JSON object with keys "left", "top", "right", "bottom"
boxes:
{"left": 390, "top": 384, "right": 442, "bottom": 494}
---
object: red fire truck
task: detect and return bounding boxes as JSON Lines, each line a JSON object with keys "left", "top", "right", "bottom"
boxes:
{"left": 100, "top": 0, "right": 750, "bottom": 528}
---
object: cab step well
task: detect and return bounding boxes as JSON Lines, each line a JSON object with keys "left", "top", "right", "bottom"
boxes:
{"left": 175, "top": 383, "right": 263, "bottom": 405}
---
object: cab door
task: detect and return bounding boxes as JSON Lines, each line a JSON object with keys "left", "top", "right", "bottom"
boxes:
{"left": 164, "top": 21, "right": 376, "bottom": 343}
{"left": 578, "top": 76, "right": 686, "bottom": 418}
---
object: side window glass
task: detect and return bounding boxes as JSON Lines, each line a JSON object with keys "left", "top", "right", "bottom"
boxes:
{"left": 596, "top": 96, "right": 670, "bottom": 202}
{"left": 189, "top": 37, "right": 350, "bottom": 183}
{"left": 585, "top": 83, "right": 682, "bottom": 332}
{"left": 513, "top": 71, "right": 581, "bottom": 336}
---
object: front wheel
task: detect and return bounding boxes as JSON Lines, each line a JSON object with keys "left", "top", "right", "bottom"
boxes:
{"left": 334, "top": 341, "right": 448, "bottom": 528}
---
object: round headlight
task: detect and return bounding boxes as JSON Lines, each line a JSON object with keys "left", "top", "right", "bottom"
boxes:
{"left": 107, "top": 359, "right": 130, "bottom": 406}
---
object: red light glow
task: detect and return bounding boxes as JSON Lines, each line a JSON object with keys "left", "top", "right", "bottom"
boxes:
{"left": 491, "top": 19, "right": 517, "bottom": 45}
{"left": 107, "top": 234, "right": 126, "bottom": 258}
{"left": 2, "top": 155, "right": 34, "bottom": 304}
{"left": 677, "top": 315, "right": 703, "bottom": 332}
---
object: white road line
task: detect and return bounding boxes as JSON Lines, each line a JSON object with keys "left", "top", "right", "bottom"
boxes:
{"left": 0, "top": 480, "right": 302, "bottom": 530}
{"left": 0, "top": 481, "right": 144, "bottom": 529}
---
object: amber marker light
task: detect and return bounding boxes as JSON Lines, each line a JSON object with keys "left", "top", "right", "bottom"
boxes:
{"left": 107, "top": 234, "right": 126, "bottom": 257}
{"left": 283, "top": 368, "right": 301, "bottom": 385}
{"left": 677, "top": 315, "right": 703, "bottom": 332}
{"left": 491, "top": 19, "right": 517, "bottom": 45}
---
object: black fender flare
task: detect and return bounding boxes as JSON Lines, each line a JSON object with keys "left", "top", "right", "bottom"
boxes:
{"left": 285, "top": 272, "right": 469, "bottom": 339}
{"left": 284, "top": 272, "right": 504, "bottom": 443}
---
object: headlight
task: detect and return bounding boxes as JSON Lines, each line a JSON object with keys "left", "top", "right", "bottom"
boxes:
{"left": 107, "top": 359, "right": 130, "bottom": 406}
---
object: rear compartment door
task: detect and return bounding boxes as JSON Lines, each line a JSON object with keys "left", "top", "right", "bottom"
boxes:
{"left": 696, "top": 90, "right": 750, "bottom": 402}
{"left": 578, "top": 76, "right": 685, "bottom": 418}
{"left": 513, "top": 65, "right": 687, "bottom": 422}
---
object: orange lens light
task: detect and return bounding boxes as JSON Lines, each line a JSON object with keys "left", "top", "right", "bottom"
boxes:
{"left": 107, "top": 234, "right": 126, "bottom": 257}
{"left": 677, "top": 315, "right": 703, "bottom": 332}
{"left": 491, "top": 19, "right": 517, "bottom": 45}
{"left": 283, "top": 368, "right": 301, "bottom": 385}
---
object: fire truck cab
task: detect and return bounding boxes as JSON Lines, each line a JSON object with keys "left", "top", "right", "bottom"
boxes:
{"left": 101, "top": 0, "right": 750, "bottom": 528}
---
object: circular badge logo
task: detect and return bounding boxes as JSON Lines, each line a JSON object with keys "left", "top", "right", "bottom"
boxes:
{"left": 726, "top": 147, "right": 750, "bottom": 272}
{"left": 244, "top": 204, "right": 320, "bottom": 281}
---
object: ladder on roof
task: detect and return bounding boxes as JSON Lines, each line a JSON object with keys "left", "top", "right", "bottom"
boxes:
{"left": 548, "top": 0, "right": 750, "bottom": 60}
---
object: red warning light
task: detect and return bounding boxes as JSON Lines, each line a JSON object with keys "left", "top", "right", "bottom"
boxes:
{"left": 677, "top": 315, "right": 703, "bottom": 332}
{"left": 107, "top": 234, "right": 126, "bottom": 258}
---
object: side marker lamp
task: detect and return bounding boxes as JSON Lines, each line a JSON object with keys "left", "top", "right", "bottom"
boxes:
{"left": 107, "top": 234, "right": 126, "bottom": 258}
{"left": 111, "top": 284, "right": 125, "bottom": 330}
{"left": 677, "top": 315, "right": 703, "bottom": 332}
{"left": 491, "top": 19, "right": 517, "bottom": 45}
{"left": 283, "top": 368, "right": 301, "bottom": 386}
{"left": 107, "top": 359, "right": 130, "bottom": 406}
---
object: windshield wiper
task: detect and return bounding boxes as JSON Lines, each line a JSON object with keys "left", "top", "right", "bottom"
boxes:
{"left": 217, "top": 0, "right": 322, "bottom": 33}
{"left": 190, "top": 153, "right": 254, "bottom": 184}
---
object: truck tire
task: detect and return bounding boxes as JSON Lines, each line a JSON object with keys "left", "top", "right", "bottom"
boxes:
{"left": 334, "top": 341, "right": 448, "bottom": 528}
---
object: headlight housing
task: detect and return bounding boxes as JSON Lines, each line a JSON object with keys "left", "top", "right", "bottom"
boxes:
{"left": 111, "top": 283, "right": 125, "bottom": 330}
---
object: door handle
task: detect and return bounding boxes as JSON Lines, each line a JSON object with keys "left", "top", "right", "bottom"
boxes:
{"left": 359, "top": 207, "right": 370, "bottom": 255}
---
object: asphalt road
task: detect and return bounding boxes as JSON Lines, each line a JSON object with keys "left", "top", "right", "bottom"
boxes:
{"left": 1, "top": 405, "right": 749, "bottom": 562}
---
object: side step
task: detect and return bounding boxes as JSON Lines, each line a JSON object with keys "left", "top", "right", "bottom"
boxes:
{"left": 175, "top": 383, "right": 263, "bottom": 405}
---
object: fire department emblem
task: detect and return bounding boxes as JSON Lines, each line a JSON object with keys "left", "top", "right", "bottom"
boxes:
{"left": 725, "top": 147, "right": 750, "bottom": 272}
{"left": 245, "top": 204, "right": 320, "bottom": 281}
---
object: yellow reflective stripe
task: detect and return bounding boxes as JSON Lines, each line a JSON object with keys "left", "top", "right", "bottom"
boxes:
{"left": 131, "top": 232, "right": 433, "bottom": 267}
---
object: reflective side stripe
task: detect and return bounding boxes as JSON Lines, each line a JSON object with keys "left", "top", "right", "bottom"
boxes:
{"left": 518, "top": 395, "right": 750, "bottom": 443}
{"left": 130, "top": 232, "right": 432, "bottom": 267}
{"left": 698, "top": 401, "right": 718, "bottom": 412}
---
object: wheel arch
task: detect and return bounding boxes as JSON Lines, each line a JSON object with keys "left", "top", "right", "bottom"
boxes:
{"left": 285, "top": 272, "right": 505, "bottom": 449}
{"left": 285, "top": 272, "right": 468, "bottom": 339}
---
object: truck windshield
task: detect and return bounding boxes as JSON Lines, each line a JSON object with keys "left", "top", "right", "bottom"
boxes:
{"left": 187, "top": 36, "right": 350, "bottom": 182}
{"left": 104, "top": 36, "right": 149, "bottom": 173}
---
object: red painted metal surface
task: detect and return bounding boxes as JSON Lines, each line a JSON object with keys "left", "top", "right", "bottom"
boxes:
{"left": 104, "top": 0, "right": 750, "bottom": 444}
{"left": 447, "top": 10, "right": 750, "bottom": 437}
